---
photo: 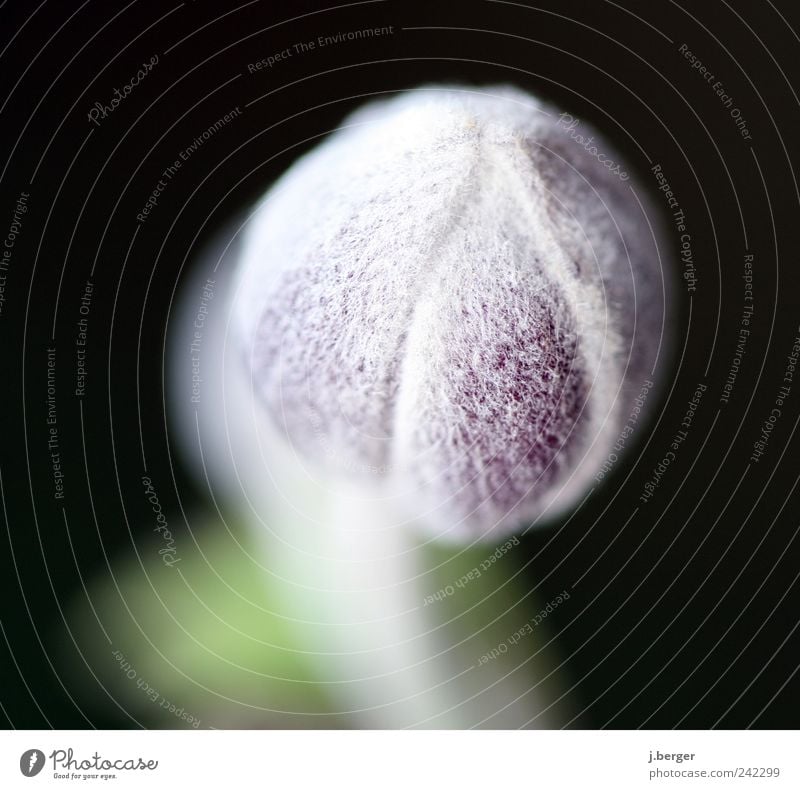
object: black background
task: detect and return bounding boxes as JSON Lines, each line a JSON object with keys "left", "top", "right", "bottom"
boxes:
{"left": 1, "top": 0, "right": 799, "bottom": 729}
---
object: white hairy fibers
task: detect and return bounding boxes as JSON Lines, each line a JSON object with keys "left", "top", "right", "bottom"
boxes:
{"left": 233, "top": 86, "right": 670, "bottom": 541}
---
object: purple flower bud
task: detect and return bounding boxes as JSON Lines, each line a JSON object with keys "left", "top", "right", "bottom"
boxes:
{"left": 234, "top": 86, "right": 671, "bottom": 540}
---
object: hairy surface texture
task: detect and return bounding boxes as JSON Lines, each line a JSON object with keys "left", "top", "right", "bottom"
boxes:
{"left": 233, "top": 86, "right": 670, "bottom": 540}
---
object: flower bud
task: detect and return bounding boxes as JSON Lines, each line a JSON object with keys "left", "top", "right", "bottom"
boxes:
{"left": 233, "top": 86, "right": 671, "bottom": 540}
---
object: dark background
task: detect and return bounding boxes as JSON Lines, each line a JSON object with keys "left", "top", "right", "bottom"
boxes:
{"left": 1, "top": 0, "right": 799, "bottom": 729}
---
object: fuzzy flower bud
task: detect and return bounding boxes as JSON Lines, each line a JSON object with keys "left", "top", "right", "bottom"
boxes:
{"left": 233, "top": 86, "right": 670, "bottom": 540}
